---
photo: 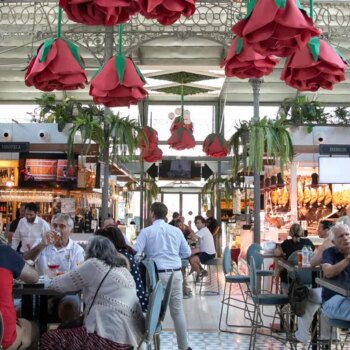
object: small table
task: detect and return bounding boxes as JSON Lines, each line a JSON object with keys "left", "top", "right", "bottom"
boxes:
{"left": 277, "top": 259, "right": 322, "bottom": 273}
{"left": 316, "top": 277, "right": 350, "bottom": 297}
{"left": 13, "top": 284, "right": 70, "bottom": 335}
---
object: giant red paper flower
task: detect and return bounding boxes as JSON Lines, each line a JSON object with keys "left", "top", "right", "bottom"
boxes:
{"left": 203, "top": 133, "right": 228, "bottom": 158}
{"left": 90, "top": 55, "right": 148, "bottom": 107}
{"left": 232, "top": 0, "right": 320, "bottom": 57}
{"left": 59, "top": 0, "right": 140, "bottom": 26}
{"left": 168, "top": 117, "right": 195, "bottom": 150}
{"left": 142, "top": 146, "right": 163, "bottom": 162}
{"left": 221, "top": 37, "right": 278, "bottom": 79}
{"left": 281, "top": 37, "right": 347, "bottom": 91}
{"left": 140, "top": 126, "right": 159, "bottom": 152}
{"left": 137, "top": 0, "right": 195, "bottom": 25}
{"left": 25, "top": 38, "right": 87, "bottom": 91}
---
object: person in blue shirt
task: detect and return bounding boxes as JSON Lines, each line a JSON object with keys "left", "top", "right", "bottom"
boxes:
{"left": 133, "top": 202, "right": 192, "bottom": 350}
{"left": 321, "top": 223, "right": 350, "bottom": 321}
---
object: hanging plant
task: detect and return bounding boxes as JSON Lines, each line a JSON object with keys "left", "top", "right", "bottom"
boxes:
{"left": 25, "top": 8, "right": 87, "bottom": 91}
{"left": 137, "top": 0, "right": 196, "bottom": 25}
{"left": 229, "top": 118, "right": 294, "bottom": 176}
{"left": 59, "top": 0, "right": 140, "bottom": 26}
{"left": 232, "top": 0, "right": 320, "bottom": 57}
{"left": 67, "top": 111, "right": 146, "bottom": 164}
{"left": 203, "top": 133, "right": 228, "bottom": 158}
{"left": 202, "top": 176, "right": 235, "bottom": 207}
{"left": 221, "top": 37, "right": 279, "bottom": 79}
{"left": 90, "top": 25, "right": 148, "bottom": 107}
{"left": 281, "top": 37, "right": 347, "bottom": 91}
{"left": 144, "top": 178, "right": 159, "bottom": 202}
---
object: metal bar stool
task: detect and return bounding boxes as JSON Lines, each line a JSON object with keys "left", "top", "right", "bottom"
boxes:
{"left": 197, "top": 257, "right": 220, "bottom": 295}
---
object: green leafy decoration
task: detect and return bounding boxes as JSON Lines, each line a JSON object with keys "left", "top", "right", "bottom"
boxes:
{"left": 308, "top": 37, "right": 320, "bottom": 61}
{"left": 132, "top": 60, "right": 147, "bottom": 83}
{"left": 235, "top": 37, "right": 243, "bottom": 55}
{"left": 66, "top": 40, "right": 85, "bottom": 68}
{"left": 39, "top": 38, "right": 55, "bottom": 63}
{"left": 274, "top": 0, "right": 287, "bottom": 8}
{"left": 115, "top": 55, "right": 126, "bottom": 83}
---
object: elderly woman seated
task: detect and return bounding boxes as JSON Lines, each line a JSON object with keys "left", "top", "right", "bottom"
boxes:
{"left": 40, "top": 235, "right": 145, "bottom": 350}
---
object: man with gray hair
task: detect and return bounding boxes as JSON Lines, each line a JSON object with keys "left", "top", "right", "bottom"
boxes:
{"left": 25, "top": 213, "right": 85, "bottom": 324}
{"left": 321, "top": 223, "right": 350, "bottom": 322}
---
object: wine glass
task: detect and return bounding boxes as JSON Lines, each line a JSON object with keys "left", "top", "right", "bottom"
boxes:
{"left": 47, "top": 254, "right": 60, "bottom": 278}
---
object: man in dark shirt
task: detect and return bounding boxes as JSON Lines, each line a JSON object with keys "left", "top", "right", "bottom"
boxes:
{"left": 0, "top": 244, "right": 39, "bottom": 349}
{"left": 205, "top": 210, "right": 218, "bottom": 234}
{"left": 168, "top": 212, "right": 180, "bottom": 226}
{"left": 321, "top": 223, "right": 350, "bottom": 321}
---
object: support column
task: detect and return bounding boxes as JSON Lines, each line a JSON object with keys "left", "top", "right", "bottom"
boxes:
{"left": 101, "top": 26, "right": 114, "bottom": 220}
{"left": 249, "top": 78, "right": 264, "bottom": 244}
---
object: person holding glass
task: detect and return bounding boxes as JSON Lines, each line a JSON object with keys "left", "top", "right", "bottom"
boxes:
{"left": 40, "top": 236, "right": 145, "bottom": 350}
{"left": 24, "top": 213, "right": 85, "bottom": 324}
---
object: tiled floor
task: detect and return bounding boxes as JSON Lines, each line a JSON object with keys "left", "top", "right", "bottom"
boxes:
{"left": 160, "top": 261, "right": 350, "bottom": 349}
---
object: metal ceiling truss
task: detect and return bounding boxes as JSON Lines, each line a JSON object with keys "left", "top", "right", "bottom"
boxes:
{"left": 0, "top": 1, "right": 349, "bottom": 64}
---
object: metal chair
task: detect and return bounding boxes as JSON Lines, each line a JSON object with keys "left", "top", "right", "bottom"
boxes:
{"left": 248, "top": 256, "right": 296, "bottom": 350}
{"left": 328, "top": 318, "right": 350, "bottom": 350}
{"left": 138, "top": 281, "right": 163, "bottom": 350}
{"left": 154, "top": 272, "right": 175, "bottom": 350}
{"left": 197, "top": 257, "right": 220, "bottom": 295}
{"left": 141, "top": 258, "right": 158, "bottom": 295}
{"left": 219, "top": 246, "right": 253, "bottom": 334}
{"left": 247, "top": 243, "right": 274, "bottom": 279}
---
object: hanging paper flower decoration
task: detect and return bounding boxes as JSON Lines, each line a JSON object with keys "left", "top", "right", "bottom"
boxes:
{"left": 59, "top": 0, "right": 140, "bottom": 26}
{"left": 89, "top": 55, "right": 148, "bottom": 107}
{"left": 137, "top": 0, "right": 196, "bottom": 25}
{"left": 281, "top": 37, "right": 347, "bottom": 91}
{"left": 142, "top": 146, "right": 163, "bottom": 162}
{"left": 232, "top": 0, "right": 320, "bottom": 57}
{"left": 221, "top": 37, "right": 278, "bottom": 79}
{"left": 140, "top": 126, "right": 163, "bottom": 162}
{"left": 203, "top": 133, "right": 228, "bottom": 158}
{"left": 25, "top": 38, "right": 87, "bottom": 91}
{"left": 168, "top": 116, "right": 196, "bottom": 150}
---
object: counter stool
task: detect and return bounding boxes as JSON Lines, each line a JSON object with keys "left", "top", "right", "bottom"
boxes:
{"left": 197, "top": 258, "right": 220, "bottom": 295}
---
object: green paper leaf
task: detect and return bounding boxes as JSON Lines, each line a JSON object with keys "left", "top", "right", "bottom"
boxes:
{"left": 115, "top": 55, "right": 126, "bottom": 84}
{"left": 246, "top": 0, "right": 257, "bottom": 17}
{"left": 207, "top": 134, "right": 215, "bottom": 145}
{"left": 66, "top": 40, "right": 85, "bottom": 69}
{"left": 308, "top": 37, "right": 320, "bottom": 61}
{"left": 235, "top": 37, "right": 243, "bottom": 55}
{"left": 132, "top": 60, "right": 147, "bottom": 83}
{"left": 177, "top": 127, "right": 184, "bottom": 140}
{"left": 333, "top": 46, "right": 349, "bottom": 65}
{"left": 306, "top": 124, "right": 313, "bottom": 134}
{"left": 91, "top": 64, "right": 104, "bottom": 80}
{"left": 274, "top": 0, "right": 287, "bottom": 8}
{"left": 39, "top": 38, "right": 55, "bottom": 63}
{"left": 295, "top": 0, "right": 304, "bottom": 11}
{"left": 217, "top": 134, "right": 225, "bottom": 147}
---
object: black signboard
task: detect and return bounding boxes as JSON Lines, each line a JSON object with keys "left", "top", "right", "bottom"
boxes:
{"left": 0, "top": 142, "right": 30, "bottom": 153}
{"left": 319, "top": 144, "right": 350, "bottom": 156}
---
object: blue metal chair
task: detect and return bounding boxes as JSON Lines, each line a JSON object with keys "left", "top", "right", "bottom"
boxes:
{"left": 219, "top": 246, "right": 253, "bottom": 334}
{"left": 141, "top": 258, "right": 158, "bottom": 295}
{"left": 247, "top": 243, "right": 274, "bottom": 279}
{"left": 154, "top": 272, "right": 175, "bottom": 350}
{"left": 248, "top": 256, "right": 296, "bottom": 350}
{"left": 328, "top": 318, "right": 350, "bottom": 349}
{"left": 197, "top": 257, "right": 220, "bottom": 295}
{"left": 138, "top": 281, "right": 163, "bottom": 350}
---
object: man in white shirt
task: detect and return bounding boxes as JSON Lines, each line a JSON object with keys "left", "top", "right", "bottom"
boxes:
{"left": 133, "top": 202, "right": 192, "bottom": 350}
{"left": 11, "top": 202, "right": 50, "bottom": 253}
{"left": 25, "top": 213, "right": 85, "bottom": 324}
{"left": 189, "top": 215, "right": 216, "bottom": 278}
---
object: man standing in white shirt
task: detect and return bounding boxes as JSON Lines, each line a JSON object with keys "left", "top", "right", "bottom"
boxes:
{"left": 189, "top": 215, "right": 216, "bottom": 278}
{"left": 133, "top": 202, "right": 192, "bottom": 350}
{"left": 11, "top": 202, "right": 50, "bottom": 253}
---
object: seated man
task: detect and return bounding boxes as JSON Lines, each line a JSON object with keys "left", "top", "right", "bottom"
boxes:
{"left": 0, "top": 244, "right": 39, "bottom": 350}
{"left": 295, "top": 220, "right": 335, "bottom": 344}
{"left": 25, "top": 213, "right": 85, "bottom": 324}
{"left": 189, "top": 215, "right": 216, "bottom": 279}
{"left": 321, "top": 223, "right": 350, "bottom": 322}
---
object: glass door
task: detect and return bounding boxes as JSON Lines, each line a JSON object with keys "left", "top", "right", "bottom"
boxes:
{"left": 162, "top": 193, "right": 180, "bottom": 222}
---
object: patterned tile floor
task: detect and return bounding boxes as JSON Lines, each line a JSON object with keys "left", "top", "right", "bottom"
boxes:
{"left": 159, "top": 330, "right": 350, "bottom": 350}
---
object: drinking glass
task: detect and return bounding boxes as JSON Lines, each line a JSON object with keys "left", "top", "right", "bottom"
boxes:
{"left": 47, "top": 254, "right": 60, "bottom": 277}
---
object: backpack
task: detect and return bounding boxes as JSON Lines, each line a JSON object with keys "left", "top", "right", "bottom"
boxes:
{"left": 288, "top": 277, "right": 309, "bottom": 317}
